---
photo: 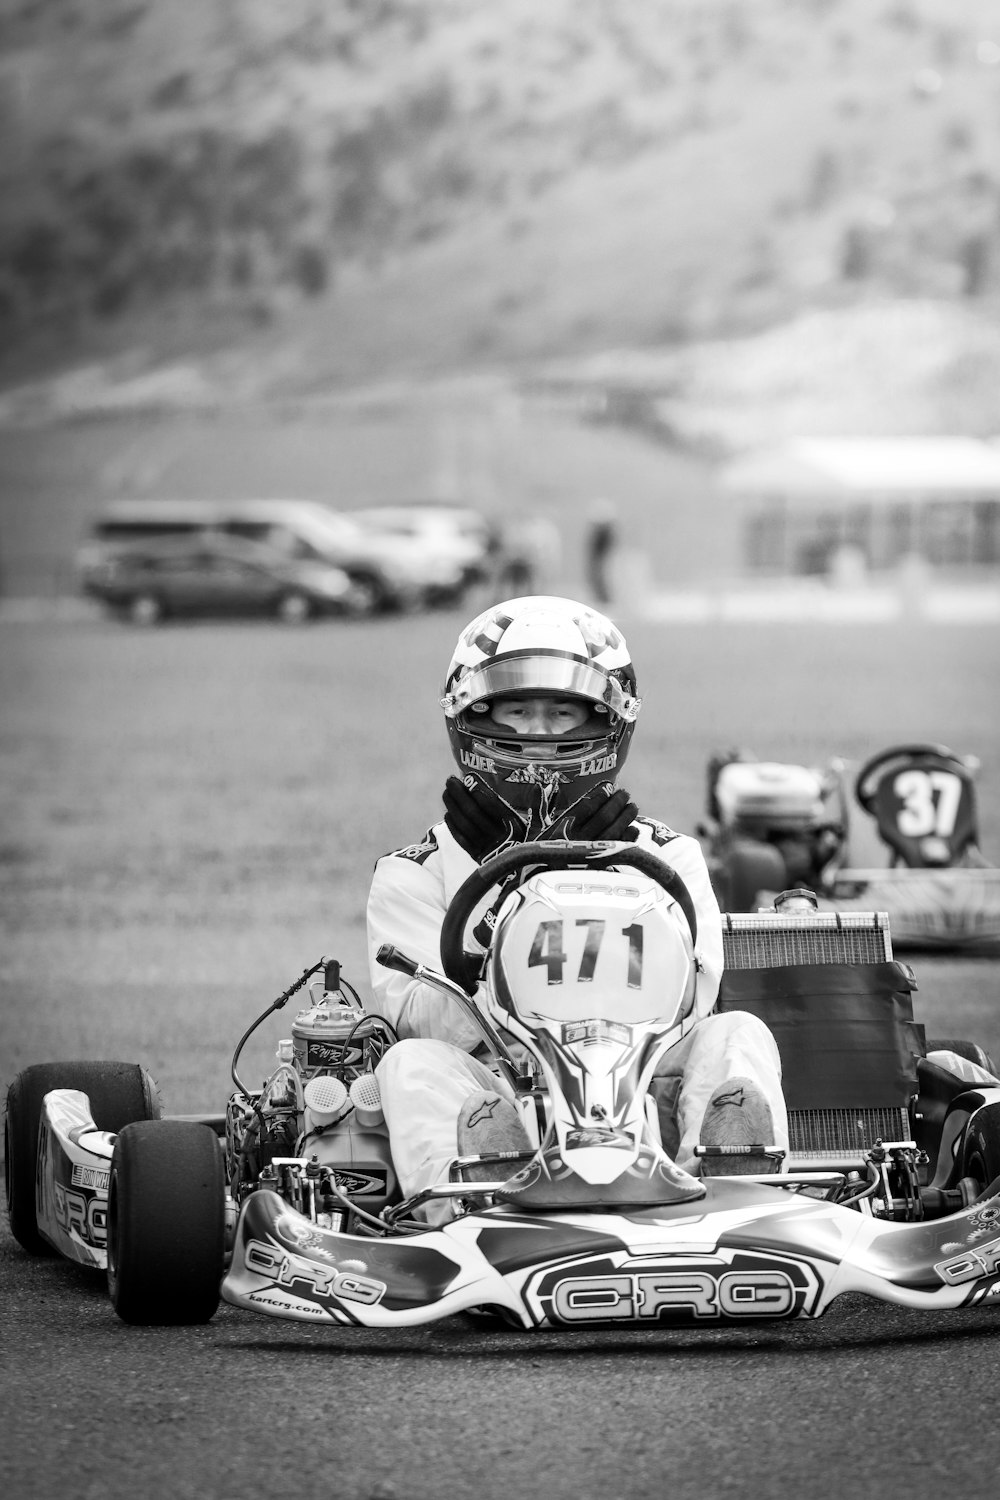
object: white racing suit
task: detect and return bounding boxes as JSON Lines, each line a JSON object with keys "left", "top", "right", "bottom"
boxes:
{"left": 367, "top": 817, "right": 788, "bottom": 1222}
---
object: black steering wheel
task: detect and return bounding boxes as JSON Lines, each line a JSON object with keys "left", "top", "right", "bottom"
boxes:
{"left": 440, "top": 840, "right": 699, "bottom": 993}
{"left": 854, "top": 742, "right": 967, "bottom": 812}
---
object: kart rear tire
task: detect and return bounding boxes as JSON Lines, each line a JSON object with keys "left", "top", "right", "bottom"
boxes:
{"left": 926, "top": 1038, "right": 998, "bottom": 1076}
{"left": 719, "top": 839, "right": 788, "bottom": 913}
{"left": 4, "top": 1061, "right": 162, "bottom": 1256}
{"left": 107, "top": 1120, "right": 224, "bottom": 1325}
{"left": 961, "top": 1102, "right": 1000, "bottom": 1199}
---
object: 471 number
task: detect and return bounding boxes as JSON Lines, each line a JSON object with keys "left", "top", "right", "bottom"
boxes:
{"left": 528, "top": 919, "right": 644, "bottom": 988}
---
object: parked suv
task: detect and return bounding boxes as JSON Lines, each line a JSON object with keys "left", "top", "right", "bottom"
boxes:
{"left": 76, "top": 499, "right": 465, "bottom": 615}
{"left": 80, "top": 534, "right": 360, "bottom": 624}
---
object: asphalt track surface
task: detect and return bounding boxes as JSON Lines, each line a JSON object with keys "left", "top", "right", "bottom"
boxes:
{"left": 3, "top": 1213, "right": 999, "bottom": 1500}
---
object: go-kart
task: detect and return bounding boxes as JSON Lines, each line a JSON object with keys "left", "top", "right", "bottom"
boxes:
{"left": 699, "top": 743, "right": 1000, "bottom": 953}
{"left": 5, "top": 841, "right": 1000, "bottom": 1330}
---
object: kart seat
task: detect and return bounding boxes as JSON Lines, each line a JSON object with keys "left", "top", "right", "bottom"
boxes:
{"left": 716, "top": 911, "right": 925, "bottom": 1169}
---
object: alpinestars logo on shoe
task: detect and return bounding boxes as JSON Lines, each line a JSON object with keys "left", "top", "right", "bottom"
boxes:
{"left": 467, "top": 1098, "right": 503, "bottom": 1128}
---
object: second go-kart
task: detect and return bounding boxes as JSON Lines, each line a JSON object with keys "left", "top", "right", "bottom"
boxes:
{"left": 700, "top": 742, "right": 1000, "bottom": 953}
{"left": 6, "top": 841, "right": 1000, "bottom": 1330}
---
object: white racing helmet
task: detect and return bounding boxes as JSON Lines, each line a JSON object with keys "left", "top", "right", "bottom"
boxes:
{"left": 441, "top": 595, "right": 642, "bottom": 834}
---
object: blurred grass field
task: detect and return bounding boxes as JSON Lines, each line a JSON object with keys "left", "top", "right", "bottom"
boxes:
{"left": 2, "top": 609, "right": 998, "bottom": 1119}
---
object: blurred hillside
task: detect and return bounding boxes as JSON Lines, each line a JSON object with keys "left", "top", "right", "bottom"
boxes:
{"left": 1, "top": 0, "right": 1000, "bottom": 438}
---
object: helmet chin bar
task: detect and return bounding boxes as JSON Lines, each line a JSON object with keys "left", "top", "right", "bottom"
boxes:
{"left": 448, "top": 711, "right": 634, "bottom": 833}
{"left": 472, "top": 759, "right": 611, "bottom": 837}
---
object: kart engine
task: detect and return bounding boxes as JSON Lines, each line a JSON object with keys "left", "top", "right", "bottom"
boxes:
{"left": 705, "top": 752, "right": 848, "bottom": 894}
{"left": 225, "top": 960, "right": 398, "bottom": 1230}
{"left": 713, "top": 759, "right": 827, "bottom": 833}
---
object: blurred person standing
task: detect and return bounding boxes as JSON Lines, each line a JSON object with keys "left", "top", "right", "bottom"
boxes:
{"left": 585, "top": 499, "right": 619, "bottom": 604}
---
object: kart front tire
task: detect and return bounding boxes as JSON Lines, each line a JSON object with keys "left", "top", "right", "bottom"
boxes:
{"left": 107, "top": 1120, "right": 224, "bottom": 1325}
{"left": 961, "top": 1102, "right": 1000, "bottom": 1199}
{"left": 4, "top": 1061, "right": 162, "bottom": 1256}
{"left": 719, "top": 839, "right": 788, "bottom": 913}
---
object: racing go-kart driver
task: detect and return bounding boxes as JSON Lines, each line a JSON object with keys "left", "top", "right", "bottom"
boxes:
{"left": 366, "top": 595, "right": 788, "bottom": 1222}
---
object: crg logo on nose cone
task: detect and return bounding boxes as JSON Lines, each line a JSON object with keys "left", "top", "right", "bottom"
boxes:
{"left": 550, "top": 1269, "right": 796, "bottom": 1321}
{"left": 935, "top": 1235, "right": 1000, "bottom": 1285}
{"left": 525, "top": 1251, "right": 817, "bottom": 1325}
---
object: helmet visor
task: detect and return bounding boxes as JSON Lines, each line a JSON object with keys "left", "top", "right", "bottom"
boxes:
{"left": 441, "top": 654, "right": 640, "bottom": 722}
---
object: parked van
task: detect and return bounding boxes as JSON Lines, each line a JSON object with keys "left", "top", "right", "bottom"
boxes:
{"left": 76, "top": 499, "right": 466, "bottom": 617}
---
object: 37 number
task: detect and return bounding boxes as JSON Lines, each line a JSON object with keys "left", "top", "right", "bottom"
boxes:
{"left": 527, "top": 919, "right": 643, "bottom": 988}
{"left": 893, "top": 769, "right": 963, "bottom": 838}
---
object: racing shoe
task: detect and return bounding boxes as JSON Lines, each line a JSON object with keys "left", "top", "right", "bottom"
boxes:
{"left": 697, "top": 1076, "right": 781, "bottom": 1177}
{"left": 457, "top": 1090, "right": 532, "bottom": 1185}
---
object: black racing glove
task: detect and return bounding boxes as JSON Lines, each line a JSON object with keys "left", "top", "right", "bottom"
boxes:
{"left": 442, "top": 776, "right": 525, "bottom": 863}
{"left": 544, "top": 783, "right": 639, "bottom": 842}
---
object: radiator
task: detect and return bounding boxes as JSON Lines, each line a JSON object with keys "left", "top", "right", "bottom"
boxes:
{"left": 721, "top": 910, "right": 892, "bottom": 969}
{"left": 788, "top": 1104, "right": 911, "bottom": 1165}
